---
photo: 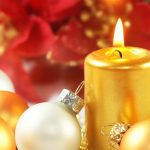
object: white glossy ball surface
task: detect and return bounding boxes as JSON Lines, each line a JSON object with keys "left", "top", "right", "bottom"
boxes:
{"left": 0, "top": 70, "right": 15, "bottom": 92}
{"left": 15, "top": 102, "right": 81, "bottom": 150}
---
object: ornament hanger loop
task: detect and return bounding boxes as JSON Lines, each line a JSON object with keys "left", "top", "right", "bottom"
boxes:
{"left": 75, "top": 81, "right": 85, "bottom": 95}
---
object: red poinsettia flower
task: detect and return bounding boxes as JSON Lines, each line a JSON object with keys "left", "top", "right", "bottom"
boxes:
{"left": 8, "top": 16, "right": 55, "bottom": 57}
{"left": 0, "top": 0, "right": 83, "bottom": 58}
{"left": 0, "top": 0, "right": 83, "bottom": 102}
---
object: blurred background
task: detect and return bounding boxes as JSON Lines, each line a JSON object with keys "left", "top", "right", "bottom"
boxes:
{"left": 0, "top": 0, "right": 149, "bottom": 103}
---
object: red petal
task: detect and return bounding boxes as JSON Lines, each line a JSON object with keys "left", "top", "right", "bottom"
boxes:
{"left": 9, "top": 16, "right": 55, "bottom": 57}
{"left": 27, "top": 0, "right": 83, "bottom": 22}
{"left": 51, "top": 19, "right": 98, "bottom": 63}
{"left": 0, "top": 0, "right": 28, "bottom": 28}
{"left": 0, "top": 52, "right": 43, "bottom": 102}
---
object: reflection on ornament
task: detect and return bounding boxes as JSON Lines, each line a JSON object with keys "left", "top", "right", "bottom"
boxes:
{"left": 0, "top": 91, "right": 28, "bottom": 130}
{"left": 0, "top": 70, "right": 15, "bottom": 92}
{"left": 15, "top": 89, "right": 84, "bottom": 150}
{"left": 120, "top": 119, "right": 150, "bottom": 150}
{"left": 0, "top": 118, "right": 16, "bottom": 150}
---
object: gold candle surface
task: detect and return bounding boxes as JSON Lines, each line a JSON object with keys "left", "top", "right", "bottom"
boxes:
{"left": 84, "top": 47, "right": 150, "bottom": 150}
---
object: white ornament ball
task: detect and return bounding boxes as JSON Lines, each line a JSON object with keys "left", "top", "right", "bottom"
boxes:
{"left": 15, "top": 102, "right": 81, "bottom": 150}
{"left": 0, "top": 70, "right": 15, "bottom": 92}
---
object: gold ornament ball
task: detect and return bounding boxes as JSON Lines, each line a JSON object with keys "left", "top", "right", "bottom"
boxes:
{"left": 0, "top": 91, "right": 28, "bottom": 130}
{"left": 0, "top": 118, "right": 16, "bottom": 150}
{"left": 120, "top": 119, "right": 150, "bottom": 150}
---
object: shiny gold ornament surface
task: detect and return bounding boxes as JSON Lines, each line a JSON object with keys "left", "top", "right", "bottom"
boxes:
{"left": 0, "top": 91, "right": 28, "bottom": 130}
{"left": 0, "top": 118, "right": 16, "bottom": 150}
{"left": 120, "top": 119, "right": 150, "bottom": 150}
{"left": 84, "top": 19, "right": 150, "bottom": 150}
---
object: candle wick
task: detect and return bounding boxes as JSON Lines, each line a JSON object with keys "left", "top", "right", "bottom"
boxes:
{"left": 113, "top": 49, "right": 123, "bottom": 59}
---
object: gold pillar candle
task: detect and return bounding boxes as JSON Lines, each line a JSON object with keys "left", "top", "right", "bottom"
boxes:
{"left": 84, "top": 19, "right": 150, "bottom": 150}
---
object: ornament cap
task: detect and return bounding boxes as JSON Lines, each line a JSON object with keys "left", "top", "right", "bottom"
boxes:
{"left": 57, "top": 89, "right": 84, "bottom": 114}
{"left": 109, "top": 123, "right": 130, "bottom": 147}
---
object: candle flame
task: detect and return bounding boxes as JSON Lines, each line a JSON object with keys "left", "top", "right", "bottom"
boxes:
{"left": 113, "top": 18, "right": 124, "bottom": 47}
